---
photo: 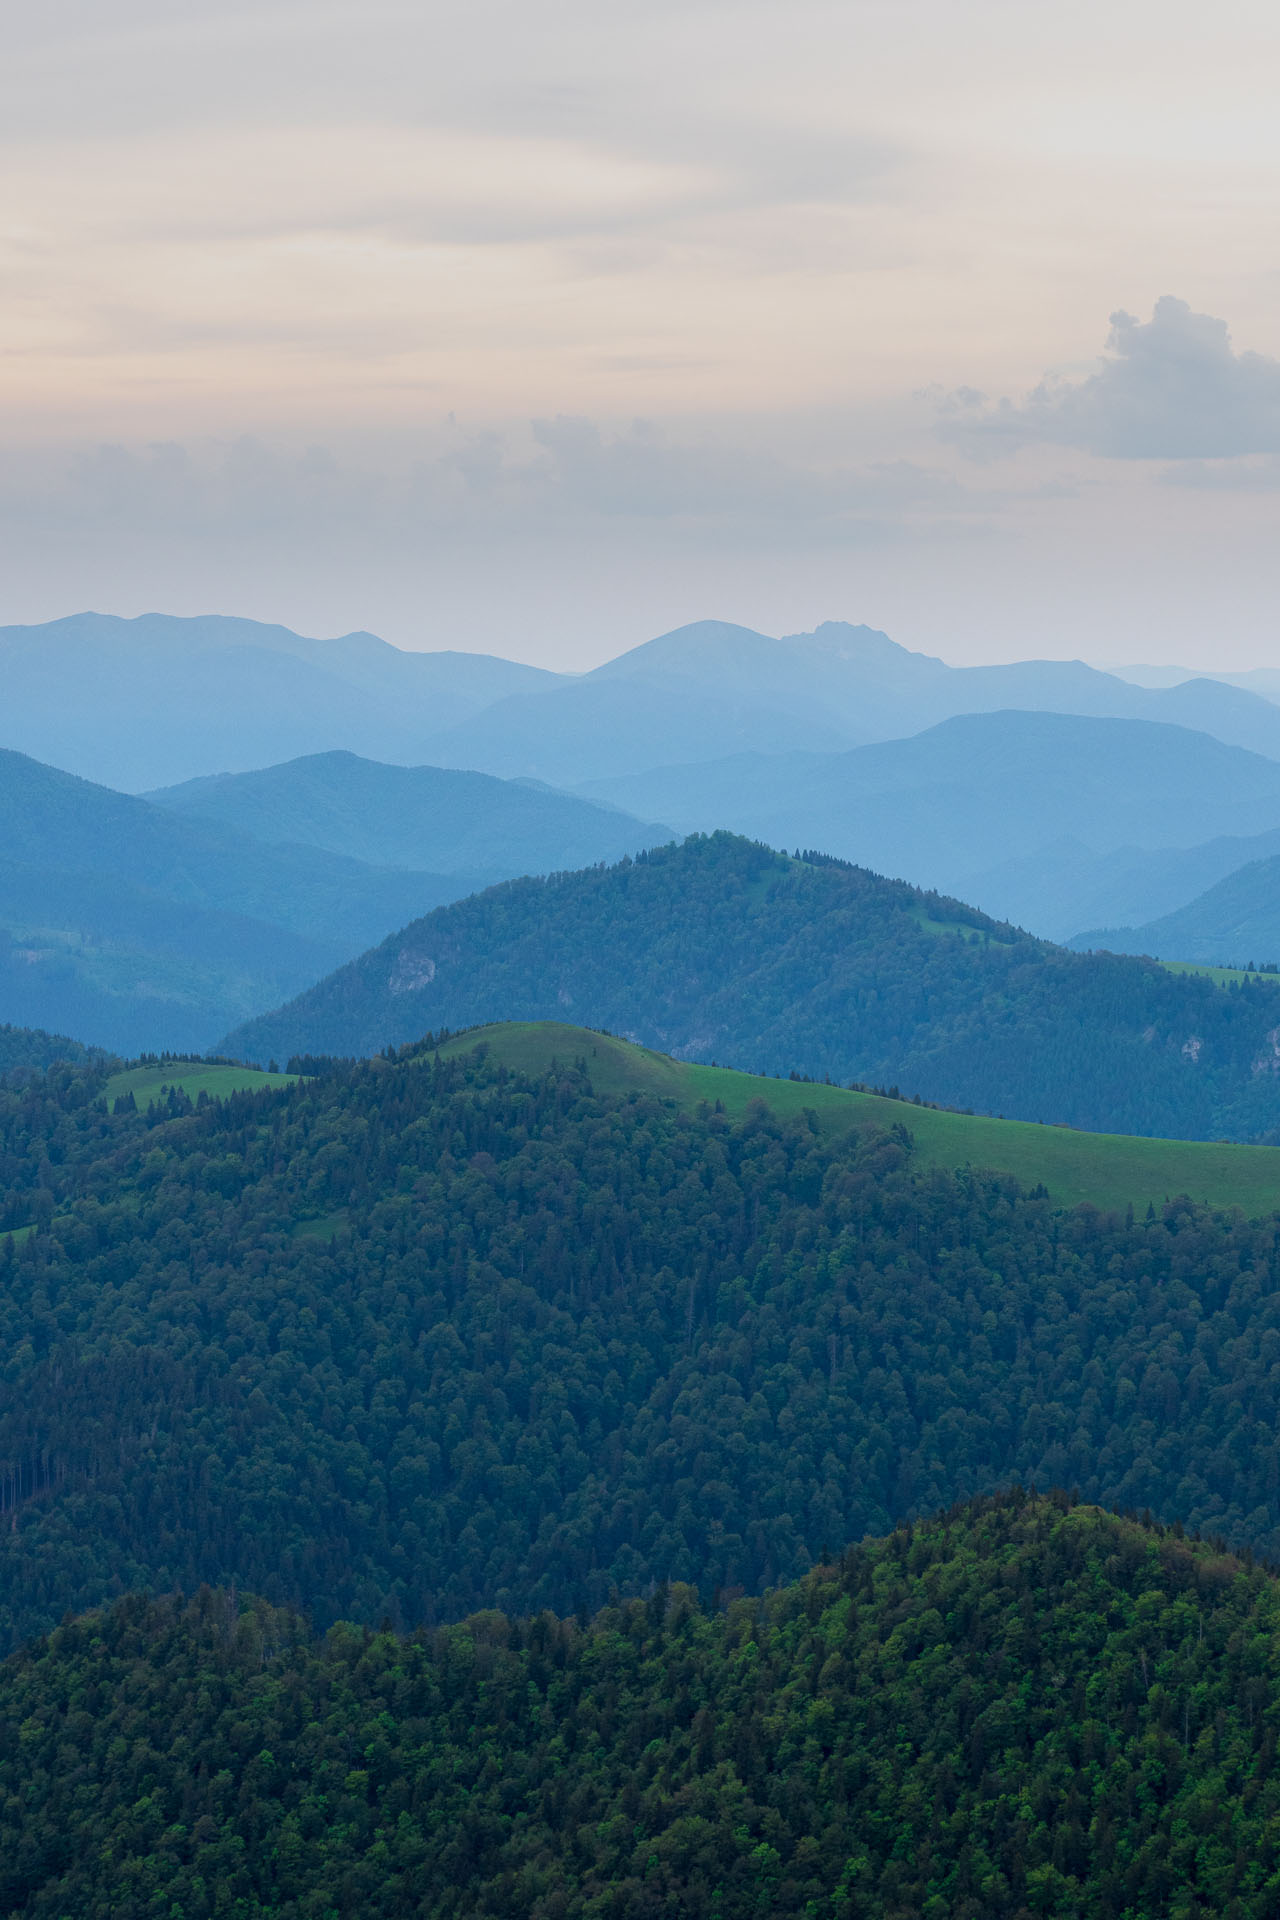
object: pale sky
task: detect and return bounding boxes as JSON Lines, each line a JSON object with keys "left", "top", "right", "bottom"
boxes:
{"left": 4, "top": 0, "right": 1280, "bottom": 668}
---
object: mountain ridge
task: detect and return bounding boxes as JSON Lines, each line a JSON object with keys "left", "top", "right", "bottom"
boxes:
{"left": 12, "top": 609, "right": 1280, "bottom": 795}
{"left": 223, "top": 831, "right": 1280, "bottom": 1142}
{"left": 146, "top": 748, "right": 670, "bottom": 875}
{"left": 1074, "top": 851, "right": 1280, "bottom": 967}
{"left": 575, "top": 709, "right": 1280, "bottom": 934}
{"left": 0, "top": 748, "right": 663, "bottom": 1053}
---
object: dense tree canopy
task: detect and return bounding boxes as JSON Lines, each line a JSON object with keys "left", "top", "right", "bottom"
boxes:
{"left": 0, "top": 1021, "right": 100, "bottom": 1077}
{"left": 4, "top": 1041, "right": 1280, "bottom": 1653}
{"left": 2, "top": 1495, "right": 1278, "bottom": 1919}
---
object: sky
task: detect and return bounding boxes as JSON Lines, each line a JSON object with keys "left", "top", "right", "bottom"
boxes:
{"left": 4, "top": 0, "right": 1280, "bottom": 669}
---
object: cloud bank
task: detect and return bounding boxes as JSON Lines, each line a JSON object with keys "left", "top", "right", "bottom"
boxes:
{"left": 947, "top": 298, "right": 1280, "bottom": 459}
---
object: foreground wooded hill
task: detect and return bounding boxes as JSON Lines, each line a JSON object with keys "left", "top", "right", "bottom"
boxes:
{"left": 228, "top": 833, "right": 1280, "bottom": 1141}
{"left": 7, "top": 1039, "right": 1280, "bottom": 1650}
{"left": 3, "top": 1496, "right": 1278, "bottom": 1918}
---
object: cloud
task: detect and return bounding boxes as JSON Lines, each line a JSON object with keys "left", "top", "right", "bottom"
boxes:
{"left": 1161, "top": 454, "right": 1280, "bottom": 492}
{"left": 943, "top": 297, "right": 1280, "bottom": 459}
{"left": 0, "top": 421, "right": 993, "bottom": 566}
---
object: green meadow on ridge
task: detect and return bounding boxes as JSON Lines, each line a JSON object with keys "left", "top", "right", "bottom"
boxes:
{"left": 436, "top": 1020, "right": 1280, "bottom": 1215}
{"left": 102, "top": 1059, "right": 303, "bottom": 1109}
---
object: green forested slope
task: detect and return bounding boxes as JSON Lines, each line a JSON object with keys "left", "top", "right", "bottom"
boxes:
{"left": 3, "top": 1496, "right": 1279, "bottom": 1919}
{"left": 227, "top": 833, "right": 1280, "bottom": 1142}
{"left": 8, "top": 1045, "right": 1280, "bottom": 1650}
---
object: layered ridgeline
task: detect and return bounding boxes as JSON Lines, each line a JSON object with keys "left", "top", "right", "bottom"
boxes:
{"left": 5, "top": 1497, "right": 1280, "bottom": 1918}
{"left": 145, "top": 748, "right": 668, "bottom": 880}
{"left": 0, "top": 611, "right": 563, "bottom": 791}
{"left": 17, "top": 613, "right": 1280, "bottom": 950}
{"left": 1077, "top": 852, "right": 1280, "bottom": 969}
{"left": 8, "top": 1034, "right": 1280, "bottom": 1651}
{"left": 577, "top": 710, "right": 1280, "bottom": 941}
{"left": 10, "top": 609, "right": 1280, "bottom": 793}
{"left": 230, "top": 833, "right": 1280, "bottom": 1142}
{"left": 0, "top": 748, "right": 661, "bottom": 1055}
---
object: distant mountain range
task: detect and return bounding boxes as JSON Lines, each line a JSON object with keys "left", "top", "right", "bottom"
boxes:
{"left": 146, "top": 750, "right": 667, "bottom": 879}
{"left": 1073, "top": 853, "right": 1280, "bottom": 967}
{"left": 0, "top": 750, "right": 664, "bottom": 1054}
{"left": 431, "top": 618, "right": 1280, "bottom": 784}
{"left": 8, "top": 609, "right": 1280, "bottom": 986}
{"left": 0, "top": 612, "right": 560, "bottom": 792}
{"left": 225, "top": 832, "right": 1280, "bottom": 1142}
{"left": 8, "top": 610, "right": 1280, "bottom": 794}
{"left": 577, "top": 711, "right": 1280, "bottom": 937}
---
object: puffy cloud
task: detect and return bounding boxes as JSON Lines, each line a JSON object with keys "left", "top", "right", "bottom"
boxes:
{"left": 944, "top": 298, "right": 1280, "bottom": 459}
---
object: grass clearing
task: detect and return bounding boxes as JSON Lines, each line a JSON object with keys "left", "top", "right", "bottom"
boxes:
{"left": 1160, "top": 960, "right": 1280, "bottom": 989}
{"left": 103, "top": 1061, "right": 303, "bottom": 1109}
{"left": 435, "top": 1021, "right": 1280, "bottom": 1217}
{"left": 905, "top": 904, "right": 989, "bottom": 942}
{"left": 437, "top": 1022, "right": 689, "bottom": 1102}
{"left": 291, "top": 1210, "right": 350, "bottom": 1241}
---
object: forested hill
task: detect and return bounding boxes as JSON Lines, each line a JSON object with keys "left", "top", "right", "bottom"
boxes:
{"left": 9, "top": 1042, "right": 1280, "bottom": 1651}
{"left": 228, "top": 832, "right": 1280, "bottom": 1141}
{"left": 6, "top": 1495, "right": 1280, "bottom": 1918}
{"left": 0, "top": 1022, "right": 100, "bottom": 1076}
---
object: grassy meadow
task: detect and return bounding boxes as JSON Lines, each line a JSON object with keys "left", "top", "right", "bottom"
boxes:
{"left": 103, "top": 1060, "right": 303, "bottom": 1109}
{"left": 437, "top": 1020, "right": 1280, "bottom": 1215}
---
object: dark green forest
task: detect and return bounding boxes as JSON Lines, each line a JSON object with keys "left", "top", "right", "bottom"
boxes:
{"left": 4, "top": 1495, "right": 1280, "bottom": 1918}
{"left": 7, "top": 1039, "right": 1280, "bottom": 1652}
{"left": 0, "top": 1022, "right": 99, "bottom": 1077}
{"left": 226, "top": 833, "right": 1280, "bottom": 1142}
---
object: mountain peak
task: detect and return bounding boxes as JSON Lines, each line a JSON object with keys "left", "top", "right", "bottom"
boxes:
{"left": 783, "top": 619, "right": 946, "bottom": 667}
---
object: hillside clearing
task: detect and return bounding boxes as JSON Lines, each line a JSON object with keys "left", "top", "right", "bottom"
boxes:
{"left": 103, "top": 1061, "right": 302, "bottom": 1108}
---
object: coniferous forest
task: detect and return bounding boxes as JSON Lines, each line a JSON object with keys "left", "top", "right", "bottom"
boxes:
{"left": 7, "top": 1032, "right": 1280, "bottom": 1912}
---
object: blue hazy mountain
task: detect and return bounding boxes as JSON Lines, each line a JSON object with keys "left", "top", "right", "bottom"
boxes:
{"left": 1114, "top": 662, "right": 1280, "bottom": 707}
{"left": 0, "top": 612, "right": 564, "bottom": 791}
{"left": 0, "top": 749, "right": 664, "bottom": 1054}
{"left": 965, "top": 825, "right": 1280, "bottom": 943}
{"left": 1072, "top": 854, "right": 1280, "bottom": 967}
{"left": 10, "top": 611, "right": 1280, "bottom": 794}
{"left": 0, "top": 750, "right": 472, "bottom": 1054}
{"left": 421, "top": 618, "right": 1280, "bottom": 782}
{"left": 576, "top": 711, "right": 1280, "bottom": 928}
{"left": 146, "top": 750, "right": 669, "bottom": 879}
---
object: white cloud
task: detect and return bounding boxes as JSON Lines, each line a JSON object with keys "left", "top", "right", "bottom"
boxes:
{"left": 944, "top": 298, "right": 1280, "bottom": 459}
